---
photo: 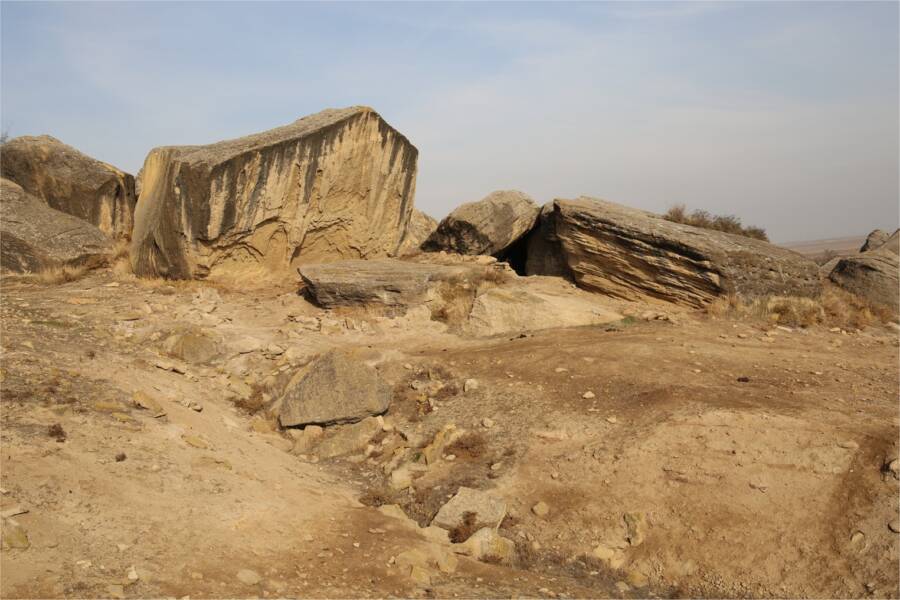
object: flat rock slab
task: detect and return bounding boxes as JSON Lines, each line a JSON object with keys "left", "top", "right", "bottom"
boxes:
{"left": 130, "top": 106, "right": 418, "bottom": 279}
{"left": 423, "top": 190, "right": 539, "bottom": 257}
{"left": 278, "top": 351, "right": 391, "bottom": 427}
{"left": 299, "top": 258, "right": 492, "bottom": 309}
{"left": 0, "top": 178, "right": 112, "bottom": 273}
{"left": 431, "top": 487, "right": 507, "bottom": 531}
{"left": 0, "top": 135, "right": 136, "bottom": 238}
{"left": 527, "top": 198, "right": 821, "bottom": 307}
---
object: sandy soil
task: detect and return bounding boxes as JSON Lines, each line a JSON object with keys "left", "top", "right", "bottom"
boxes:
{"left": 1, "top": 268, "right": 898, "bottom": 599}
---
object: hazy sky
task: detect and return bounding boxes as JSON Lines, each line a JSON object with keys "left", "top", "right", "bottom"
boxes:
{"left": 2, "top": 2, "right": 897, "bottom": 242}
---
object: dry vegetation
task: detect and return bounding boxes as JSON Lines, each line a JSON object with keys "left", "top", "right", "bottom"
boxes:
{"left": 705, "top": 285, "right": 894, "bottom": 329}
{"left": 664, "top": 204, "right": 769, "bottom": 241}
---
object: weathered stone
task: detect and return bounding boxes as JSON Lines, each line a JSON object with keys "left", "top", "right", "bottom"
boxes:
{"left": 163, "top": 329, "right": 221, "bottom": 365}
{"left": 462, "top": 276, "right": 622, "bottom": 337}
{"left": 314, "top": 417, "right": 381, "bottom": 459}
{"left": 0, "top": 178, "right": 112, "bottom": 273}
{"left": 624, "top": 511, "right": 648, "bottom": 546}
{"left": 0, "top": 136, "right": 136, "bottom": 238}
{"left": 299, "top": 258, "right": 490, "bottom": 310}
{"left": 236, "top": 569, "right": 261, "bottom": 585}
{"left": 532, "top": 501, "right": 550, "bottom": 518}
{"left": 1, "top": 518, "right": 30, "bottom": 550}
{"left": 132, "top": 391, "right": 166, "bottom": 417}
{"left": 829, "top": 231, "right": 899, "bottom": 314}
{"left": 422, "top": 424, "right": 464, "bottom": 465}
{"left": 432, "top": 487, "right": 507, "bottom": 531}
{"left": 398, "top": 210, "right": 438, "bottom": 256}
{"left": 131, "top": 106, "right": 418, "bottom": 279}
{"left": 278, "top": 351, "right": 391, "bottom": 427}
{"left": 422, "top": 190, "right": 539, "bottom": 259}
{"left": 526, "top": 198, "right": 821, "bottom": 307}
{"left": 860, "top": 229, "right": 892, "bottom": 253}
{"left": 454, "top": 527, "right": 516, "bottom": 564}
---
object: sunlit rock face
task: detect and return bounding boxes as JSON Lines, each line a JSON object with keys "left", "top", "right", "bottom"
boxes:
{"left": 131, "top": 106, "right": 418, "bottom": 279}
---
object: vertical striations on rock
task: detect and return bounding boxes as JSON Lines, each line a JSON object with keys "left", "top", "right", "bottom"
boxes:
{"left": 130, "top": 106, "right": 418, "bottom": 279}
{"left": 0, "top": 135, "right": 136, "bottom": 239}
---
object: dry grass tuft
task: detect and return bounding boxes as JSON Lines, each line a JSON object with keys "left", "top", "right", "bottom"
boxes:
{"left": 664, "top": 204, "right": 769, "bottom": 241}
{"left": 33, "top": 264, "right": 89, "bottom": 284}
{"left": 705, "top": 285, "right": 894, "bottom": 329}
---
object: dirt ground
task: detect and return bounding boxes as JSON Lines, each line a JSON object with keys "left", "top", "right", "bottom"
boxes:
{"left": 1, "top": 267, "right": 898, "bottom": 599}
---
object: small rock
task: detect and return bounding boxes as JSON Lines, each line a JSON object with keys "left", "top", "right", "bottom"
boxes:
{"left": 482, "top": 417, "right": 494, "bottom": 429}
{"left": 625, "top": 569, "right": 648, "bottom": 588}
{"left": 889, "top": 519, "right": 900, "bottom": 534}
{"left": 838, "top": 440, "right": 859, "bottom": 450}
{"left": 189, "top": 402, "right": 203, "bottom": 412}
{"left": 132, "top": 391, "right": 166, "bottom": 417}
{"left": 554, "top": 367, "right": 568, "bottom": 373}
{"left": 532, "top": 501, "right": 550, "bottom": 518}
{"left": 115, "top": 453, "right": 127, "bottom": 462}
{"left": 1, "top": 519, "right": 29, "bottom": 549}
{"left": 237, "top": 569, "right": 261, "bottom": 585}
{"left": 464, "top": 379, "right": 479, "bottom": 393}
{"left": 181, "top": 434, "right": 211, "bottom": 450}
{"left": 582, "top": 391, "right": 595, "bottom": 399}
{"left": 624, "top": 512, "right": 647, "bottom": 546}
{"left": 606, "top": 416, "right": 618, "bottom": 424}
{"left": 432, "top": 487, "right": 507, "bottom": 531}
{"left": 408, "top": 565, "right": 431, "bottom": 586}
{"left": 126, "top": 566, "right": 139, "bottom": 582}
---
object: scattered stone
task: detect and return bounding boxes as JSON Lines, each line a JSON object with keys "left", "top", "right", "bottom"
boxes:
{"left": 163, "top": 329, "right": 221, "bottom": 365}
{"left": 1, "top": 519, "right": 30, "bottom": 550}
{"left": 737, "top": 376, "right": 750, "bottom": 383}
{"left": 278, "top": 351, "right": 391, "bottom": 427}
{"left": 889, "top": 520, "right": 900, "bottom": 534}
{"left": 464, "top": 379, "right": 479, "bottom": 393}
{"left": 455, "top": 527, "right": 516, "bottom": 564}
{"left": 237, "top": 569, "right": 261, "bottom": 585}
{"left": 432, "top": 487, "right": 507, "bottom": 531}
{"left": 625, "top": 569, "right": 649, "bottom": 589}
{"left": 532, "top": 501, "right": 550, "bottom": 518}
{"left": 582, "top": 391, "right": 595, "bottom": 399}
{"left": 115, "top": 453, "right": 127, "bottom": 462}
{"left": 132, "top": 391, "right": 166, "bottom": 417}
{"left": 182, "top": 435, "right": 211, "bottom": 450}
{"left": 592, "top": 544, "right": 626, "bottom": 569}
{"left": 624, "top": 512, "right": 647, "bottom": 546}
{"left": 315, "top": 417, "right": 381, "bottom": 459}
{"left": 481, "top": 417, "right": 494, "bottom": 429}
{"left": 838, "top": 440, "right": 859, "bottom": 450}
{"left": 126, "top": 566, "right": 139, "bottom": 582}
{"left": 422, "top": 423, "right": 464, "bottom": 465}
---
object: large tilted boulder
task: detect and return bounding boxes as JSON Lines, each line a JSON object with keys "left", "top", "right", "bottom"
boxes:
{"left": 526, "top": 198, "right": 821, "bottom": 307}
{"left": 830, "top": 231, "right": 899, "bottom": 313}
{"left": 131, "top": 106, "right": 418, "bottom": 279}
{"left": 422, "top": 191, "right": 539, "bottom": 258}
{"left": 859, "top": 229, "right": 892, "bottom": 253}
{"left": 278, "top": 351, "right": 392, "bottom": 427}
{"left": 0, "top": 135, "right": 136, "bottom": 238}
{"left": 397, "top": 209, "right": 438, "bottom": 255}
{"left": 0, "top": 178, "right": 112, "bottom": 273}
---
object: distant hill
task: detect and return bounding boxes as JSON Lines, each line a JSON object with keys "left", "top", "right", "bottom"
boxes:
{"left": 782, "top": 235, "right": 866, "bottom": 258}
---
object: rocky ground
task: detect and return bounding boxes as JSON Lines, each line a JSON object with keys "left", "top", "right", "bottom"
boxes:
{"left": 1, "top": 266, "right": 898, "bottom": 599}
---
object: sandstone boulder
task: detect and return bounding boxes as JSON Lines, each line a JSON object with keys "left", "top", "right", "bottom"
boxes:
{"left": 422, "top": 190, "right": 539, "bottom": 260}
{"left": 860, "top": 229, "right": 892, "bottom": 253}
{"left": 278, "top": 351, "right": 391, "bottom": 427}
{"left": 829, "top": 231, "right": 899, "bottom": 314}
{"left": 0, "top": 178, "right": 112, "bottom": 273}
{"left": 130, "top": 106, "right": 418, "bottom": 279}
{"left": 526, "top": 198, "right": 821, "bottom": 307}
{"left": 0, "top": 135, "right": 136, "bottom": 238}
{"left": 397, "top": 210, "right": 438, "bottom": 255}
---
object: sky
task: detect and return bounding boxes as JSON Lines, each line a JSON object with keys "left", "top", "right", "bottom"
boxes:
{"left": 1, "top": 1, "right": 897, "bottom": 243}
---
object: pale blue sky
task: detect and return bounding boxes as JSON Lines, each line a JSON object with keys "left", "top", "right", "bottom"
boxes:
{"left": 2, "top": 1, "right": 897, "bottom": 242}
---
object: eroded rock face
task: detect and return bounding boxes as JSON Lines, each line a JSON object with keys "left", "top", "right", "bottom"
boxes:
{"left": 422, "top": 191, "right": 539, "bottom": 260}
{"left": 278, "top": 351, "right": 392, "bottom": 427}
{"left": 527, "top": 198, "right": 821, "bottom": 307}
{"left": 397, "top": 210, "right": 438, "bottom": 255}
{"left": 0, "top": 135, "right": 136, "bottom": 238}
{"left": 830, "top": 231, "right": 899, "bottom": 313}
{"left": 0, "top": 178, "right": 112, "bottom": 273}
{"left": 131, "top": 106, "right": 418, "bottom": 279}
{"left": 860, "top": 229, "right": 892, "bottom": 253}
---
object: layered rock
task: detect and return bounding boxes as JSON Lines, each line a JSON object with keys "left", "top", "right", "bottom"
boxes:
{"left": 526, "top": 198, "right": 821, "bottom": 307}
{"left": 829, "top": 231, "right": 899, "bottom": 313}
{"left": 131, "top": 106, "right": 418, "bottom": 279}
{"left": 0, "top": 178, "right": 112, "bottom": 273}
{"left": 859, "top": 229, "right": 892, "bottom": 253}
{"left": 278, "top": 351, "right": 392, "bottom": 427}
{"left": 0, "top": 135, "right": 136, "bottom": 238}
{"left": 397, "top": 209, "right": 438, "bottom": 255}
{"left": 422, "top": 191, "right": 539, "bottom": 262}
{"left": 298, "top": 258, "right": 501, "bottom": 311}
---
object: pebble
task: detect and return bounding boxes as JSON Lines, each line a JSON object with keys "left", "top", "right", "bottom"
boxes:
{"left": 582, "top": 391, "right": 595, "bottom": 399}
{"left": 554, "top": 367, "right": 568, "bottom": 373}
{"left": 126, "top": 566, "right": 139, "bottom": 581}
{"left": 482, "top": 417, "right": 495, "bottom": 429}
{"left": 237, "top": 569, "right": 261, "bottom": 585}
{"left": 606, "top": 416, "right": 618, "bottom": 424}
{"left": 838, "top": 440, "right": 859, "bottom": 450}
{"left": 532, "top": 501, "right": 550, "bottom": 517}
{"left": 889, "top": 519, "right": 900, "bottom": 534}
{"left": 464, "top": 379, "right": 479, "bottom": 393}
